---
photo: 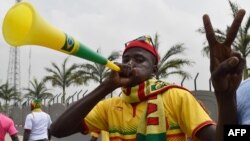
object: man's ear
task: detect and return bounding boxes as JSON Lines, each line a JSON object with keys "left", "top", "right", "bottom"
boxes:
{"left": 152, "top": 65, "right": 158, "bottom": 75}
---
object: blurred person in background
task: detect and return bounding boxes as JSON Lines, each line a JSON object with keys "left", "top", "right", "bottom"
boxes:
{"left": 23, "top": 99, "right": 52, "bottom": 141}
{"left": 0, "top": 113, "right": 19, "bottom": 141}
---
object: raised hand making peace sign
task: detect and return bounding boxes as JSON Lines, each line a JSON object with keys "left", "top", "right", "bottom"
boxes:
{"left": 203, "top": 9, "right": 246, "bottom": 99}
{"left": 202, "top": 9, "right": 247, "bottom": 141}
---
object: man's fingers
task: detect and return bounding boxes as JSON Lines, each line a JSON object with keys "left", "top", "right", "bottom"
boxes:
{"left": 225, "top": 9, "right": 246, "bottom": 46}
{"left": 231, "top": 52, "right": 246, "bottom": 74}
{"left": 203, "top": 14, "right": 217, "bottom": 47}
{"left": 213, "top": 57, "right": 240, "bottom": 77}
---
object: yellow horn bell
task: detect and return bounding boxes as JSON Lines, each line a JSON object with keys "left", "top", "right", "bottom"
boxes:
{"left": 2, "top": 1, "right": 120, "bottom": 72}
{"left": 3, "top": 2, "right": 68, "bottom": 52}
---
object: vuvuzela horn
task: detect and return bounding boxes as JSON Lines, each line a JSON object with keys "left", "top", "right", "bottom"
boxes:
{"left": 2, "top": 1, "right": 120, "bottom": 72}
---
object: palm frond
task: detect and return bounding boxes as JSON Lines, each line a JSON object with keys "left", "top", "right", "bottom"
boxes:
{"left": 228, "top": 0, "right": 239, "bottom": 18}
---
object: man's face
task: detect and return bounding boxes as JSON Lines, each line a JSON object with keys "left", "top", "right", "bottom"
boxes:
{"left": 122, "top": 47, "right": 157, "bottom": 86}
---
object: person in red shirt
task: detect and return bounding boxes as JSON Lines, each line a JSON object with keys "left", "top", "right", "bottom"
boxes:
{"left": 0, "top": 113, "right": 19, "bottom": 141}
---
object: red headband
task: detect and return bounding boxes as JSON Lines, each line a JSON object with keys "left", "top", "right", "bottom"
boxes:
{"left": 123, "top": 40, "right": 160, "bottom": 64}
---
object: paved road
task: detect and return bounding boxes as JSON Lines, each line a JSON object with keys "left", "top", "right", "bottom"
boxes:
{"left": 5, "top": 135, "right": 22, "bottom": 141}
{"left": 5, "top": 126, "right": 100, "bottom": 141}
{"left": 5, "top": 134, "right": 94, "bottom": 141}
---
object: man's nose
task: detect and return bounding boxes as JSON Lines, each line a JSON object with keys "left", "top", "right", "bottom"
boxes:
{"left": 127, "top": 60, "right": 135, "bottom": 66}
{"left": 128, "top": 59, "right": 136, "bottom": 68}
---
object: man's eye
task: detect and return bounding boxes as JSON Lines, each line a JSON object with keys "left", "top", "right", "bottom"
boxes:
{"left": 135, "top": 57, "right": 144, "bottom": 62}
{"left": 122, "top": 59, "right": 129, "bottom": 63}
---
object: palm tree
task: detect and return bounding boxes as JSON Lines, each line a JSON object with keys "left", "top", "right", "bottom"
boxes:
{"left": 23, "top": 78, "right": 53, "bottom": 100}
{"left": 44, "top": 57, "right": 86, "bottom": 103}
{"left": 198, "top": 0, "right": 250, "bottom": 79}
{"left": 0, "top": 82, "right": 20, "bottom": 113}
{"left": 79, "top": 49, "right": 121, "bottom": 96}
{"left": 78, "top": 49, "right": 120, "bottom": 140}
{"left": 153, "top": 33, "right": 194, "bottom": 80}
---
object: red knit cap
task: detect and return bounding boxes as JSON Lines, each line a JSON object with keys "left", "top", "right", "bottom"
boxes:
{"left": 123, "top": 37, "right": 160, "bottom": 64}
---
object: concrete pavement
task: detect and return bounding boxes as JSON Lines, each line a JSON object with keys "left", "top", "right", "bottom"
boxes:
{"left": 5, "top": 135, "right": 22, "bottom": 141}
{"left": 5, "top": 126, "right": 99, "bottom": 141}
{"left": 5, "top": 134, "right": 96, "bottom": 141}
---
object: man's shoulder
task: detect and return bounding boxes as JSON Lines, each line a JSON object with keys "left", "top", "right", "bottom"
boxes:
{"left": 161, "top": 84, "right": 192, "bottom": 97}
{"left": 102, "top": 97, "right": 123, "bottom": 102}
{"left": 162, "top": 84, "right": 190, "bottom": 93}
{"left": 0, "top": 113, "right": 6, "bottom": 119}
{"left": 238, "top": 78, "right": 250, "bottom": 89}
{"left": 0, "top": 113, "right": 12, "bottom": 123}
{"left": 237, "top": 78, "right": 250, "bottom": 97}
{"left": 40, "top": 111, "right": 51, "bottom": 116}
{"left": 30, "top": 111, "right": 49, "bottom": 117}
{"left": 100, "top": 97, "right": 124, "bottom": 105}
{"left": 152, "top": 79, "right": 191, "bottom": 94}
{"left": 0, "top": 113, "right": 8, "bottom": 118}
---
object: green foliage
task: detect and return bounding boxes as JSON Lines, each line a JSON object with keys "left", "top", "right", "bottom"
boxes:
{"left": 198, "top": 0, "right": 250, "bottom": 79}
{"left": 154, "top": 33, "right": 195, "bottom": 80}
{"left": 79, "top": 49, "right": 121, "bottom": 84}
{"left": 43, "top": 57, "right": 88, "bottom": 103}
{"left": 23, "top": 78, "right": 53, "bottom": 100}
{"left": 0, "top": 82, "right": 20, "bottom": 113}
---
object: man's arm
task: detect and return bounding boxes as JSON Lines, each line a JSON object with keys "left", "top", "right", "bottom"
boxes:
{"left": 196, "top": 9, "right": 246, "bottom": 141}
{"left": 48, "top": 129, "right": 51, "bottom": 141}
{"left": 50, "top": 64, "right": 137, "bottom": 137}
{"left": 23, "top": 129, "right": 31, "bottom": 141}
{"left": 7, "top": 117, "right": 19, "bottom": 141}
{"left": 50, "top": 80, "right": 116, "bottom": 137}
{"left": 10, "top": 133, "right": 19, "bottom": 141}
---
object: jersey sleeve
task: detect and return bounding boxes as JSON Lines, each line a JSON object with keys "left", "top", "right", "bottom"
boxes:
{"left": 7, "top": 119, "right": 18, "bottom": 135}
{"left": 24, "top": 114, "right": 33, "bottom": 130}
{"left": 164, "top": 88, "right": 215, "bottom": 139}
{"left": 82, "top": 99, "right": 109, "bottom": 134}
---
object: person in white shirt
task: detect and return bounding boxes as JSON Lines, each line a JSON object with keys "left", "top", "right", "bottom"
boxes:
{"left": 23, "top": 99, "right": 52, "bottom": 141}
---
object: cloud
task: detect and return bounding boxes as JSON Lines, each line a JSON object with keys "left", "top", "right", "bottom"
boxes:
{"left": 0, "top": 0, "right": 249, "bottom": 95}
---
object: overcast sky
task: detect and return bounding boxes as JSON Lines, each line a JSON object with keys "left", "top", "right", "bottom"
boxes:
{"left": 0, "top": 0, "right": 249, "bottom": 96}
